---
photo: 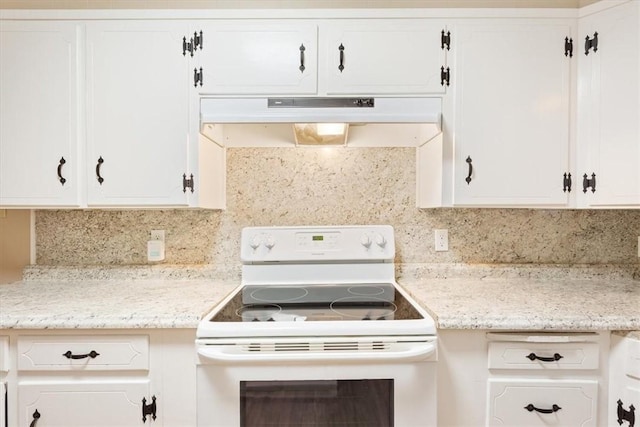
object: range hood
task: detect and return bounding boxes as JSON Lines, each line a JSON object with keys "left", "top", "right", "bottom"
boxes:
{"left": 200, "top": 97, "right": 442, "bottom": 147}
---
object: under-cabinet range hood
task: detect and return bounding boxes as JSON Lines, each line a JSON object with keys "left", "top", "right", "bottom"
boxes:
{"left": 199, "top": 97, "right": 442, "bottom": 147}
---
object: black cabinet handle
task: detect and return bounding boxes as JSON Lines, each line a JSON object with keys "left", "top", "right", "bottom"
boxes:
{"left": 30, "top": 409, "right": 40, "bottom": 427}
{"left": 96, "top": 156, "right": 104, "bottom": 184}
{"left": 524, "top": 403, "right": 562, "bottom": 414}
{"left": 338, "top": 43, "right": 345, "bottom": 72}
{"left": 62, "top": 350, "right": 100, "bottom": 360}
{"left": 465, "top": 156, "right": 473, "bottom": 184}
{"left": 526, "top": 352, "right": 563, "bottom": 362}
{"left": 57, "top": 157, "right": 67, "bottom": 186}
{"left": 299, "top": 44, "right": 305, "bottom": 73}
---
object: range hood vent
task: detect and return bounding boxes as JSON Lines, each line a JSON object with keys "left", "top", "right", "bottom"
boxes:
{"left": 199, "top": 97, "right": 442, "bottom": 147}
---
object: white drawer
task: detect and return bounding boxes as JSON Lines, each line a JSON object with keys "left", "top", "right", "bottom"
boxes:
{"left": 626, "top": 337, "right": 640, "bottom": 379}
{"left": 17, "top": 335, "right": 149, "bottom": 371}
{"left": 488, "top": 341, "right": 599, "bottom": 370}
{"left": 0, "top": 336, "right": 8, "bottom": 372}
{"left": 487, "top": 379, "right": 598, "bottom": 426}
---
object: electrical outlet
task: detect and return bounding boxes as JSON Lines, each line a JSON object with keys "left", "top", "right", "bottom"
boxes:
{"left": 434, "top": 229, "right": 449, "bottom": 252}
{"left": 150, "top": 230, "right": 165, "bottom": 242}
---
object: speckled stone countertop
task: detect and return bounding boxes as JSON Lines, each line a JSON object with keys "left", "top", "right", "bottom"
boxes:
{"left": 398, "top": 263, "right": 640, "bottom": 331}
{"left": 0, "top": 266, "right": 239, "bottom": 329}
{"left": 0, "top": 264, "right": 638, "bottom": 331}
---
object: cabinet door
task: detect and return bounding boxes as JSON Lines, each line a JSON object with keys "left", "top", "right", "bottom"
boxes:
{"left": 0, "top": 21, "right": 81, "bottom": 207}
{"left": 86, "top": 21, "right": 190, "bottom": 207}
{"left": 487, "top": 379, "right": 598, "bottom": 426}
{"left": 322, "top": 20, "right": 447, "bottom": 95}
{"left": 452, "top": 22, "right": 572, "bottom": 206}
{"left": 578, "top": 1, "right": 640, "bottom": 207}
{"left": 18, "top": 380, "right": 151, "bottom": 427}
{"left": 609, "top": 334, "right": 640, "bottom": 427}
{"left": 0, "top": 382, "right": 5, "bottom": 427}
{"left": 197, "top": 22, "right": 317, "bottom": 95}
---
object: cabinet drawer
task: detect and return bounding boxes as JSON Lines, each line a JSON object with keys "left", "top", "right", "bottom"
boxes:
{"left": 488, "top": 341, "right": 599, "bottom": 370}
{"left": 17, "top": 335, "right": 148, "bottom": 371}
{"left": 487, "top": 379, "right": 598, "bottom": 426}
{"left": 626, "top": 337, "right": 640, "bottom": 379}
{"left": 0, "top": 336, "right": 8, "bottom": 372}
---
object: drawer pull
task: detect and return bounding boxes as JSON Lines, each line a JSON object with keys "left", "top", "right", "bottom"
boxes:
{"left": 526, "top": 352, "right": 563, "bottom": 362}
{"left": 30, "top": 409, "right": 41, "bottom": 427}
{"left": 62, "top": 350, "right": 100, "bottom": 360}
{"left": 524, "top": 403, "right": 562, "bottom": 414}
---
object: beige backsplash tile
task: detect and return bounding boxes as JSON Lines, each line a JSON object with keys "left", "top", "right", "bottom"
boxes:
{"left": 35, "top": 147, "right": 640, "bottom": 266}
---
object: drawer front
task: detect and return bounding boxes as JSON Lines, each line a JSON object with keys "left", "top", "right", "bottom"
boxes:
{"left": 488, "top": 341, "right": 599, "bottom": 370}
{"left": 487, "top": 379, "right": 598, "bottom": 426}
{"left": 0, "top": 336, "right": 8, "bottom": 372}
{"left": 17, "top": 335, "right": 148, "bottom": 371}
{"left": 626, "top": 337, "right": 640, "bottom": 379}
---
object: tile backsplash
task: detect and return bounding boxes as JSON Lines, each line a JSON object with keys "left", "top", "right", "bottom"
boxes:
{"left": 36, "top": 147, "right": 640, "bottom": 266}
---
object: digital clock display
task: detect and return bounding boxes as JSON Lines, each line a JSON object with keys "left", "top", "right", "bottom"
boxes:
{"left": 312, "top": 235, "right": 324, "bottom": 241}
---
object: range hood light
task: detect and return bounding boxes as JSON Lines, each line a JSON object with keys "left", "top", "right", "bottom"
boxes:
{"left": 316, "top": 123, "right": 347, "bottom": 136}
{"left": 293, "top": 123, "right": 349, "bottom": 146}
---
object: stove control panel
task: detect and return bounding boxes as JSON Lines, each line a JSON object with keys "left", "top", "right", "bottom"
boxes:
{"left": 241, "top": 225, "right": 395, "bottom": 263}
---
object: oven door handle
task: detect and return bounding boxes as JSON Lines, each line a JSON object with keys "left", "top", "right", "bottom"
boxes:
{"left": 197, "top": 342, "right": 436, "bottom": 363}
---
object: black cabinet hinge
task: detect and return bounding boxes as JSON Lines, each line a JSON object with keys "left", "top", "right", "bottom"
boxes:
{"left": 193, "top": 30, "right": 203, "bottom": 51}
{"left": 182, "top": 31, "right": 203, "bottom": 57}
{"left": 193, "top": 67, "right": 203, "bottom": 87}
{"left": 582, "top": 172, "right": 596, "bottom": 193}
{"left": 616, "top": 399, "right": 635, "bottom": 427}
{"left": 441, "top": 30, "right": 451, "bottom": 50}
{"left": 183, "top": 173, "right": 195, "bottom": 193}
{"left": 563, "top": 172, "right": 572, "bottom": 192}
{"left": 182, "top": 36, "right": 194, "bottom": 57}
{"left": 142, "top": 396, "right": 157, "bottom": 423}
{"left": 440, "top": 66, "right": 450, "bottom": 86}
{"left": 585, "top": 32, "right": 598, "bottom": 55}
{"left": 564, "top": 37, "right": 573, "bottom": 58}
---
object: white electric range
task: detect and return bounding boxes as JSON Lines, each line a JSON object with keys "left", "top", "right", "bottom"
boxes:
{"left": 196, "top": 225, "right": 437, "bottom": 427}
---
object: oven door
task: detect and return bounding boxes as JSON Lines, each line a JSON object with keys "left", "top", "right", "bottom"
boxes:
{"left": 196, "top": 336, "right": 437, "bottom": 427}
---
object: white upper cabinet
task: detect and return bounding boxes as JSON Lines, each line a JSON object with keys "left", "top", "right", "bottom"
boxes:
{"left": 0, "top": 21, "right": 82, "bottom": 208}
{"left": 321, "top": 20, "right": 448, "bottom": 95}
{"left": 195, "top": 22, "right": 318, "bottom": 95}
{"left": 86, "top": 21, "right": 191, "bottom": 207}
{"left": 577, "top": 0, "right": 640, "bottom": 207}
{"left": 418, "top": 20, "right": 573, "bottom": 207}
{"left": 193, "top": 19, "right": 447, "bottom": 96}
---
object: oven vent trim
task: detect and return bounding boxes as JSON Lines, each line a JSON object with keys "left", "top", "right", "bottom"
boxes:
{"left": 243, "top": 341, "right": 390, "bottom": 354}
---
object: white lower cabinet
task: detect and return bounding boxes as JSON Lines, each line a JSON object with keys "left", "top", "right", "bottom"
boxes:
{"left": 18, "top": 380, "right": 151, "bottom": 427}
{"left": 487, "top": 379, "right": 598, "bottom": 426}
{"left": 0, "top": 329, "right": 197, "bottom": 427}
{"left": 13, "top": 333, "right": 158, "bottom": 426}
{"left": 1, "top": 336, "right": 8, "bottom": 427}
{"left": 437, "top": 330, "right": 609, "bottom": 426}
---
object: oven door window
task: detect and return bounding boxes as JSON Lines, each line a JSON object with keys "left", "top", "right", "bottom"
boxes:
{"left": 240, "top": 379, "right": 393, "bottom": 426}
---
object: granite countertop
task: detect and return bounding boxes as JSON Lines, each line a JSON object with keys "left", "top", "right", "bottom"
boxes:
{"left": 400, "top": 277, "right": 639, "bottom": 331}
{"left": 0, "top": 264, "right": 638, "bottom": 332}
{"left": 0, "top": 266, "right": 239, "bottom": 329}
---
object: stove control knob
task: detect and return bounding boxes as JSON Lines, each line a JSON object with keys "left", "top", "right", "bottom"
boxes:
{"left": 249, "top": 235, "right": 262, "bottom": 249}
{"left": 264, "top": 235, "right": 276, "bottom": 250}
{"left": 374, "top": 234, "right": 387, "bottom": 248}
{"left": 360, "top": 234, "right": 372, "bottom": 248}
